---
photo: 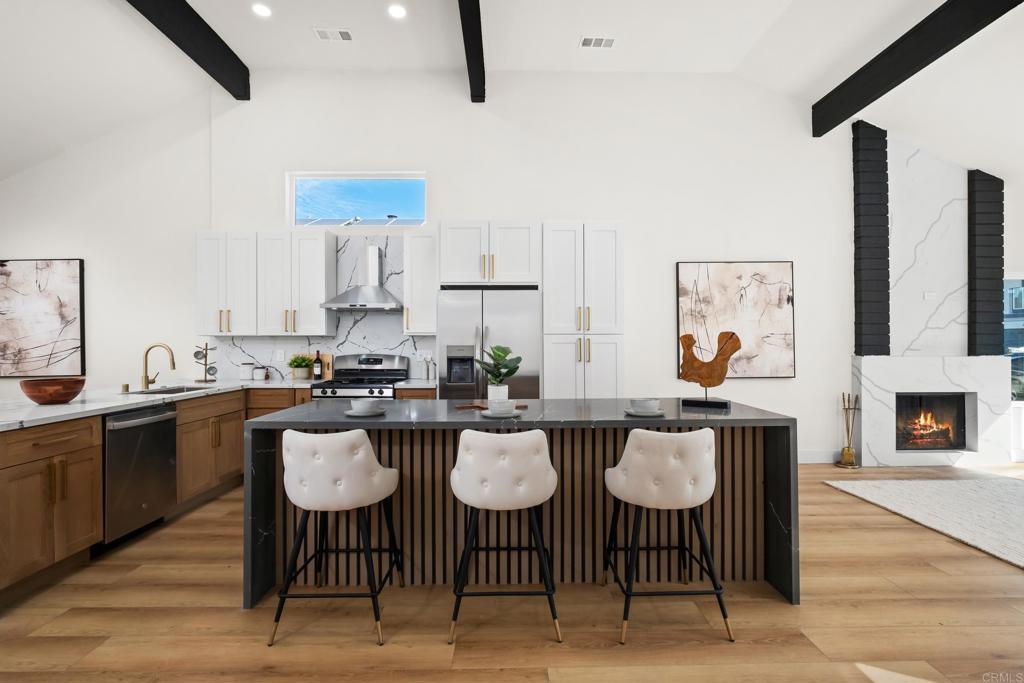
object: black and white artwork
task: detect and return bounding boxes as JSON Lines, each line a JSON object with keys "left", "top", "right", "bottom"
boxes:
{"left": 676, "top": 261, "right": 795, "bottom": 378}
{"left": 0, "top": 259, "right": 85, "bottom": 377}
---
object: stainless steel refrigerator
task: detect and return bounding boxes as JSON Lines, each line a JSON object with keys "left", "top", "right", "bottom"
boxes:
{"left": 437, "top": 288, "right": 541, "bottom": 400}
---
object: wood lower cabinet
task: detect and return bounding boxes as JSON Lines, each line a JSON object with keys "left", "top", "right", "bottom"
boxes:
{"left": 176, "top": 418, "right": 218, "bottom": 503}
{"left": 0, "top": 417, "right": 103, "bottom": 591}
{"left": 0, "top": 458, "right": 55, "bottom": 588}
{"left": 294, "top": 389, "right": 312, "bottom": 405}
{"left": 214, "top": 410, "right": 244, "bottom": 481}
{"left": 395, "top": 387, "right": 436, "bottom": 400}
{"left": 54, "top": 446, "right": 103, "bottom": 561}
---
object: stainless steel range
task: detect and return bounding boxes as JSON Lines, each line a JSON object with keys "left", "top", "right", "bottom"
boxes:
{"left": 311, "top": 354, "right": 410, "bottom": 399}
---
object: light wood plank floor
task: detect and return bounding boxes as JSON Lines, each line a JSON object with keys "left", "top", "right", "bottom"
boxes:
{"left": 1, "top": 464, "right": 1022, "bottom": 682}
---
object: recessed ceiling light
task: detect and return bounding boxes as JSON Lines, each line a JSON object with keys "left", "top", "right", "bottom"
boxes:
{"left": 388, "top": 4, "right": 407, "bottom": 19}
{"left": 251, "top": 3, "right": 272, "bottom": 18}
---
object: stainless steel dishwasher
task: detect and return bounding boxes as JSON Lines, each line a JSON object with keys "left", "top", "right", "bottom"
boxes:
{"left": 104, "top": 404, "right": 177, "bottom": 543}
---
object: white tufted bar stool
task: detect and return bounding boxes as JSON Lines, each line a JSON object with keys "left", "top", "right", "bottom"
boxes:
{"left": 603, "top": 427, "right": 734, "bottom": 644}
{"left": 268, "top": 429, "right": 403, "bottom": 647}
{"left": 448, "top": 429, "right": 562, "bottom": 645}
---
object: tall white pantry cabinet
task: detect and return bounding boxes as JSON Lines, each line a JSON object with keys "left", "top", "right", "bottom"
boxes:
{"left": 541, "top": 222, "right": 625, "bottom": 399}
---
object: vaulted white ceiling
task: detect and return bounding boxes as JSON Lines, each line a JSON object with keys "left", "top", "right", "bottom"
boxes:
{"left": 1, "top": 0, "right": 1021, "bottom": 181}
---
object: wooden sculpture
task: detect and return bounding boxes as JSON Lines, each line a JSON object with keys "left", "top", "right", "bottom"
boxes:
{"left": 678, "top": 332, "right": 741, "bottom": 388}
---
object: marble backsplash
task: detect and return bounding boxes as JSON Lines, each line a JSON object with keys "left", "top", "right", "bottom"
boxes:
{"left": 211, "top": 234, "right": 434, "bottom": 381}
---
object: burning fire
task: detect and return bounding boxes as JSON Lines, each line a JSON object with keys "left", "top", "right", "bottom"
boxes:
{"left": 907, "top": 410, "right": 952, "bottom": 438}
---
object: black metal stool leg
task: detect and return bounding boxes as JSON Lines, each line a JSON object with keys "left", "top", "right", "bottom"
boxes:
{"left": 528, "top": 506, "right": 562, "bottom": 642}
{"left": 268, "top": 509, "right": 310, "bottom": 646}
{"left": 356, "top": 507, "right": 384, "bottom": 645}
{"left": 314, "top": 511, "right": 329, "bottom": 587}
{"left": 619, "top": 505, "right": 643, "bottom": 644}
{"left": 691, "top": 507, "right": 734, "bottom": 642}
{"left": 448, "top": 507, "right": 479, "bottom": 644}
{"left": 603, "top": 497, "right": 622, "bottom": 584}
{"left": 676, "top": 509, "right": 689, "bottom": 585}
{"left": 381, "top": 495, "right": 404, "bottom": 587}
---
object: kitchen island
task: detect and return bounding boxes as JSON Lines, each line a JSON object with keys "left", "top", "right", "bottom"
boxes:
{"left": 243, "top": 398, "right": 799, "bottom": 608}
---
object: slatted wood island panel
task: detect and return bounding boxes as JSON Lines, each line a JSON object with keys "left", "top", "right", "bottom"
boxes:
{"left": 243, "top": 399, "right": 798, "bottom": 608}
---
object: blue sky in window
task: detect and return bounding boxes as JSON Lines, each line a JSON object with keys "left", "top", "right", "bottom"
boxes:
{"left": 295, "top": 178, "right": 425, "bottom": 224}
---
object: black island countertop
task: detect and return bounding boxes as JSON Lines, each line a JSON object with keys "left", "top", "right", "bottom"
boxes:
{"left": 243, "top": 397, "right": 799, "bottom": 609}
{"left": 244, "top": 397, "right": 796, "bottom": 431}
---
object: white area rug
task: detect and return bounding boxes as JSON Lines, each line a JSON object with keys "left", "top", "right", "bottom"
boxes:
{"left": 825, "top": 478, "right": 1024, "bottom": 569}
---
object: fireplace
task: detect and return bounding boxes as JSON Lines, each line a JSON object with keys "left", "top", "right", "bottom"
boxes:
{"left": 895, "top": 393, "right": 966, "bottom": 451}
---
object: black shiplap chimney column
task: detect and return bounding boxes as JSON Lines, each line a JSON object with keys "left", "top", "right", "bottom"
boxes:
{"left": 852, "top": 121, "right": 890, "bottom": 356}
{"left": 967, "top": 170, "right": 1005, "bottom": 355}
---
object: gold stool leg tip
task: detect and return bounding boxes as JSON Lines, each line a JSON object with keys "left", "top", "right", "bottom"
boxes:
{"left": 375, "top": 620, "right": 384, "bottom": 646}
{"left": 267, "top": 621, "right": 279, "bottom": 647}
{"left": 398, "top": 573, "right": 405, "bottom": 588}
{"left": 619, "top": 620, "right": 628, "bottom": 645}
{"left": 725, "top": 617, "right": 735, "bottom": 642}
{"left": 553, "top": 618, "right": 563, "bottom": 643}
{"left": 447, "top": 620, "right": 457, "bottom": 645}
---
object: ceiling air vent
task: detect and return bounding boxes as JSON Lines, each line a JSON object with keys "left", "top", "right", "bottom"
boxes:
{"left": 313, "top": 28, "right": 353, "bottom": 42}
{"left": 579, "top": 36, "right": 615, "bottom": 48}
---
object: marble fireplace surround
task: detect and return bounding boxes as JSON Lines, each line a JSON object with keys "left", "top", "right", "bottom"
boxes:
{"left": 852, "top": 356, "right": 1011, "bottom": 467}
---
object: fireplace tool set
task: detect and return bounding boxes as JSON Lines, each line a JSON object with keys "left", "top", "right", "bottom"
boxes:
{"left": 837, "top": 392, "right": 860, "bottom": 469}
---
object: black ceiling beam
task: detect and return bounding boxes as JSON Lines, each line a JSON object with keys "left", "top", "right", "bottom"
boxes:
{"left": 457, "top": 0, "right": 485, "bottom": 102}
{"left": 812, "top": 0, "right": 1022, "bottom": 137}
{"left": 125, "top": 0, "right": 250, "bottom": 100}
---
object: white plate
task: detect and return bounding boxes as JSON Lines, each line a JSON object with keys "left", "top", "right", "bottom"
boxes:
{"left": 345, "top": 408, "right": 386, "bottom": 417}
{"left": 624, "top": 408, "right": 665, "bottom": 417}
{"left": 480, "top": 409, "right": 522, "bottom": 419}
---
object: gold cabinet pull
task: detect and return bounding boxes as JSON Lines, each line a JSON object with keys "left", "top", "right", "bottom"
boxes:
{"left": 490, "top": 254, "right": 495, "bottom": 279}
{"left": 576, "top": 306, "right": 581, "bottom": 331}
{"left": 481, "top": 254, "right": 487, "bottom": 278}
{"left": 284, "top": 309, "right": 289, "bottom": 333}
{"left": 404, "top": 307, "right": 410, "bottom": 329}
{"left": 60, "top": 460, "right": 68, "bottom": 501}
{"left": 292, "top": 309, "right": 297, "bottom": 332}
{"left": 226, "top": 309, "right": 231, "bottom": 333}
{"left": 48, "top": 462, "right": 57, "bottom": 505}
{"left": 586, "top": 306, "right": 591, "bottom": 331}
{"left": 218, "top": 310, "right": 223, "bottom": 333}
{"left": 586, "top": 337, "right": 591, "bottom": 363}
{"left": 576, "top": 337, "right": 582, "bottom": 362}
{"left": 32, "top": 434, "right": 77, "bottom": 448}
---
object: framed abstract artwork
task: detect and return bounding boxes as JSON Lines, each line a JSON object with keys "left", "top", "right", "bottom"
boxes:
{"left": 0, "top": 259, "right": 86, "bottom": 377}
{"left": 676, "top": 261, "right": 795, "bottom": 379}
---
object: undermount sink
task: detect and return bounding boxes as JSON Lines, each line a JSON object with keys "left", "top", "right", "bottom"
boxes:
{"left": 129, "top": 386, "right": 208, "bottom": 395}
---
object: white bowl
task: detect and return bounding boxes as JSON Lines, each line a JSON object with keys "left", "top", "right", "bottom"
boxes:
{"left": 487, "top": 399, "right": 516, "bottom": 415}
{"left": 630, "top": 398, "right": 660, "bottom": 413}
{"left": 350, "top": 398, "right": 382, "bottom": 413}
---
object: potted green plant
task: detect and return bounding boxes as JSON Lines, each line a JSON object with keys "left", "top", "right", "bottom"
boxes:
{"left": 287, "top": 353, "right": 314, "bottom": 380}
{"left": 475, "top": 345, "right": 521, "bottom": 400}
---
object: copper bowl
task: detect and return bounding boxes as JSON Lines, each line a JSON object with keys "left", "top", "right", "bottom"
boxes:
{"left": 19, "top": 377, "right": 86, "bottom": 405}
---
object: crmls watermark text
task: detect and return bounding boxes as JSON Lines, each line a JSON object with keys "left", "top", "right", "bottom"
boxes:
{"left": 983, "top": 673, "right": 1024, "bottom": 683}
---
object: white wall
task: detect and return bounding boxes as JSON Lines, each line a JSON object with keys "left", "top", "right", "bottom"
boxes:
{"left": 0, "top": 91, "right": 211, "bottom": 396}
{"left": 0, "top": 69, "right": 854, "bottom": 460}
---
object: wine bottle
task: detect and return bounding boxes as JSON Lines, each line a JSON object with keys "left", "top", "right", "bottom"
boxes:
{"left": 313, "top": 350, "right": 323, "bottom": 380}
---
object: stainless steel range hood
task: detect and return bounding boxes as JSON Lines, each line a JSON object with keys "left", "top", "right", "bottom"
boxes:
{"left": 320, "top": 245, "right": 403, "bottom": 311}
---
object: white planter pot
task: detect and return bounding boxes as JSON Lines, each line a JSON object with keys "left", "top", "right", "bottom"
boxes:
{"left": 487, "top": 384, "right": 509, "bottom": 401}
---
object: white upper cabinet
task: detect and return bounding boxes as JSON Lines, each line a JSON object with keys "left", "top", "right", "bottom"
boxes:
{"left": 290, "top": 231, "right": 336, "bottom": 336}
{"left": 223, "top": 233, "right": 257, "bottom": 335}
{"left": 440, "top": 221, "right": 488, "bottom": 284}
{"left": 195, "top": 233, "right": 227, "bottom": 336}
{"left": 195, "top": 232, "right": 256, "bottom": 336}
{"left": 257, "top": 230, "right": 337, "bottom": 336}
{"left": 440, "top": 220, "right": 541, "bottom": 285}
{"left": 542, "top": 222, "right": 584, "bottom": 334}
{"left": 257, "top": 232, "right": 291, "bottom": 335}
{"left": 403, "top": 227, "right": 439, "bottom": 335}
{"left": 583, "top": 334, "right": 625, "bottom": 399}
{"left": 490, "top": 221, "right": 541, "bottom": 284}
{"left": 542, "top": 335, "right": 585, "bottom": 399}
{"left": 583, "top": 222, "right": 624, "bottom": 335}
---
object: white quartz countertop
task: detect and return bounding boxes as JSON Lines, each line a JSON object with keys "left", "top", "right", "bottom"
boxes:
{"left": 0, "top": 379, "right": 312, "bottom": 432}
{"left": 393, "top": 379, "right": 437, "bottom": 389}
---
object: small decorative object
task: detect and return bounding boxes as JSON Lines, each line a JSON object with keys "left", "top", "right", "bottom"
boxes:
{"left": 254, "top": 366, "right": 269, "bottom": 381}
{"left": 679, "top": 331, "right": 740, "bottom": 410}
{"left": 837, "top": 393, "right": 861, "bottom": 469}
{"left": 476, "top": 345, "right": 521, "bottom": 401}
{"left": 288, "top": 353, "right": 314, "bottom": 380}
{"left": 193, "top": 343, "right": 217, "bottom": 383}
{"left": 19, "top": 376, "right": 86, "bottom": 405}
{"left": 676, "top": 261, "right": 794, "bottom": 378}
{"left": 0, "top": 259, "right": 85, "bottom": 377}
{"left": 240, "top": 362, "right": 254, "bottom": 380}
